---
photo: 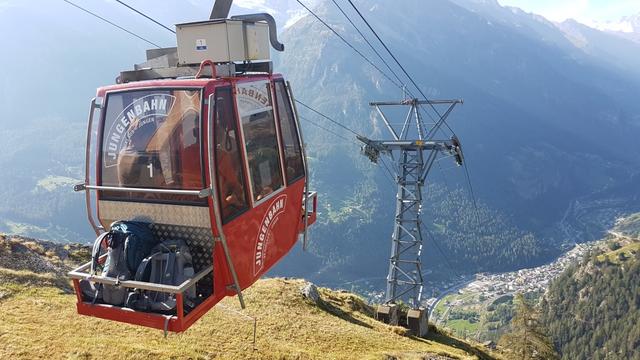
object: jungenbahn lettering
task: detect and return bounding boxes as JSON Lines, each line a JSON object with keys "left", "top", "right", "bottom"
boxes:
{"left": 103, "top": 94, "right": 174, "bottom": 167}
{"left": 254, "top": 194, "right": 287, "bottom": 275}
{"left": 236, "top": 84, "right": 269, "bottom": 107}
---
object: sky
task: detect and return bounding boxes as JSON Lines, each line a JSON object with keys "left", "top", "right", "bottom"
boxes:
{"left": 497, "top": 0, "right": 640, "bottom": 24}
{"left": 2, "top": 0, "right": 638, "bottom": 34}
{"left": 233, "top": 0, "right": 640, "bottom": 31}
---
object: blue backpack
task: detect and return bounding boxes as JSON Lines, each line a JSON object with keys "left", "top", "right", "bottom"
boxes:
{"left": 85, "top": 221, "right": 157, "bottom": 305}
{"left": 90, "top": 221, "right": 157, "bottom": 275}
{"left": 111, "top": 221, "right": 157, "bottom": 273}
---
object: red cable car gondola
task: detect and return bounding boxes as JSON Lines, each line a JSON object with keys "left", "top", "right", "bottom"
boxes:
{"left": 69, "top": 4, "right": 317, "bottom": 333}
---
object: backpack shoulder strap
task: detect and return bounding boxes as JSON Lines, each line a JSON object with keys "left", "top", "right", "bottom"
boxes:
{"left": 90, "top": 232, "right": 110, "bottom": 275}
{"left": 134, "top": 251, "right": 161, "bottom": 281}
{"left": 162, "top": 251, "right": 177, "bottom": 285}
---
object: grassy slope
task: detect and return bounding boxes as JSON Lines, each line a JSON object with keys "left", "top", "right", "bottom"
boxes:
{"left": 597, "top": 242, "right": 640, "bottom": 263}
{"left": 0, "top": 236, "right": 501, "bottom": 360}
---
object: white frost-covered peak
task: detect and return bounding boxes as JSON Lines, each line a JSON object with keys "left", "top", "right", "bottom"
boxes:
{"left": 583, "top": 19, "right": 635, "bottom": 34}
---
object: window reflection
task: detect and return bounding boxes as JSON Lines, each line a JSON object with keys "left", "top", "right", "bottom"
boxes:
{"left": 100, "top": 89, "right": 205, "bottom": 204}
{"left": 274, "top": 81, "right": 305, "bottom": 184}
{"left": 214, "top": 87, "right": 249, "bottom": 222}
{"left": 236, "top": 82, "right": 284, "bottom": 202}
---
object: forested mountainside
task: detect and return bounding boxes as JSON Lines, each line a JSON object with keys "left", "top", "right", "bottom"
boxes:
{"left": 541, "top": 221, "right": 640, "bottom": 360}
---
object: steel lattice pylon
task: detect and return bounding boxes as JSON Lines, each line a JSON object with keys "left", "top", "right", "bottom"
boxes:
{"left": 358, "top": 98, "right": 464, "bottom": 308}
{"left": 387, "top": 148, "right": 425, "bottom": 306}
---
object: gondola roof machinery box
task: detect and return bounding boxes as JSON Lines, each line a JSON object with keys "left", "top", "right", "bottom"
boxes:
{"left": 176, "top": 19, "right": 270, "bottom": 65}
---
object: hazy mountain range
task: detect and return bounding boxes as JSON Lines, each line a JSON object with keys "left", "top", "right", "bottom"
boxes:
{"left": 0, "top": 0, "right": 639, "bottom": 289}
{"left": 273, "top": 0, "right": 640, "bottom": 284}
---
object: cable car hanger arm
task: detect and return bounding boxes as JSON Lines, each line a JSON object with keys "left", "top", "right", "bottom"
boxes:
{"left": 210, "top": 0, "right": 284, "bottom": 51}
{"left": 210, "top": 0, "right": 233, "bottom": 19}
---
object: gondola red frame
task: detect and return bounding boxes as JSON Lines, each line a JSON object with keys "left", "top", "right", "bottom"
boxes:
{"left": 69, "top": 74, "right": 317, "bottom": 333}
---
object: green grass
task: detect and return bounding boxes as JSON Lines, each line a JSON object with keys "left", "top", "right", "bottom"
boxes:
{"left": 434, "top": 294, "right": 456, "bottom": 315}
{"left": 446, "top": 319, "right": 480, "bottom": 336}
{"left": 35, "top": 175, "right": 78, "bottom": 192}
{"left": 0, "top": 236, "right": 503, "bottom": 359}
{"left": 597, "top": 242, "right": 640, "bottom": 264}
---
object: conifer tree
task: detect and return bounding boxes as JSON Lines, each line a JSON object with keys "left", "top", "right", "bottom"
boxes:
{"left": 499, "top": 293, "right": 558, "bottom": 359}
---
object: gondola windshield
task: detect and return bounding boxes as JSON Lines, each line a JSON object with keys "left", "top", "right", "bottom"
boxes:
{"left": 100, "top": 89, "right": 204, "bottom": 203}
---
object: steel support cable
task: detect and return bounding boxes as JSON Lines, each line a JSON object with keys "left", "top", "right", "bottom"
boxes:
{"left": 294, "top": 99, "right": 362, "bottom": 137}
{"left": 299, "top": 115, "right": 352, "bottom": 142}
{"left": 379, "top": 167, "right": 396, "bottom": 192}
{"left": 332, "top": 0, "right": 438, "bottom": 127}
{"left": 379, "top": 156, "right": 397, "bottom": 180}
{"left": 298, "top": 102, "right": 396, "bottom": 191}
{"left": 330, "top": 0, "right": 435, "bottom": 127}
{"left": 328, "top": 0, "right": 405, "bottom": 88}
{"left": 296, "top": 0, "right": 432, "bottom": 130}
{"left": 434, "top": 160, "right": 469, "bottom": 228}
{"left": 463, "top": 161, "right": 480, "bottom": 214}
{"left": 61, "top": 0, "right": 161, "bottom": 48}
{"left": 345, "top": 0, "right": 450, "bottom": 126}
{"left": 115, "top": 0, "right": 176, "bottom": 34}
{"left": 295, "top": 0, "right": 403, "bottom": 90}
{"left": 421, "top": 223, "right": 465, "bottom": 279}
{"left": 378, "top": 156, "right": 398, "bottom": 190}
{"left": 294, "top": 1, "right": 442, "bottom": 156}
{"left": 343, "top": 0, "right": 455, "bottom": 141}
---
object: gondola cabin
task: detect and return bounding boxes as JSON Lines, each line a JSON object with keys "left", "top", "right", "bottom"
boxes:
{"left": 69, "top": 13, "right": 317, "bottom": 333}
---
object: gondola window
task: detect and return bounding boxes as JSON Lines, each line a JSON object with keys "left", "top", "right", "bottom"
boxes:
{"left": 273, "top": 81, "right": 304, "bottom": 184}
{"left": 213, "top": 87, "right": 249, "bottom": 222}
{"left": 236, "top": 82, "right": 284, "bottom": 202}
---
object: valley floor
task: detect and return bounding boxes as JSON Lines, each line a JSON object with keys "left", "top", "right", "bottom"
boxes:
{"left": 429, "top": 216, "right": 640, "bottom": 343}
{"left": 429, "top": 241, "right": 598, "bottom": 341}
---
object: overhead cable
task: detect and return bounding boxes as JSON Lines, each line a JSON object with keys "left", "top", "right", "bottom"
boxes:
{"left": 345, "top": 0, "right": 449, "bottom": 128}
{"left": 422, "top": 223, "right": 465, "bottom": 279}
{"left": 299, "top": 115, "right": 352, "bottom": 142}
{"left": 115, "top": 0, "right": 176, "bottom": 34}
{"left": 294, "top": 0, "right": 404, "bottom": 90}
{"left": 61, "top": 0, "right": 161, "bottom": 48}
{"left": 346, "top": 0, "right": 481, "bottom": 218}
{"left": 295, "top": 99, "right": 362, "bottom": 137}
{"left": 328, "top": 0, "right": 405, "bottom": 88}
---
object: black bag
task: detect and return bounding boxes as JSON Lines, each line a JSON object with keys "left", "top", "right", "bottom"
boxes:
{"left": 126, "top": 239, "right": 197, "bottom": 313}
